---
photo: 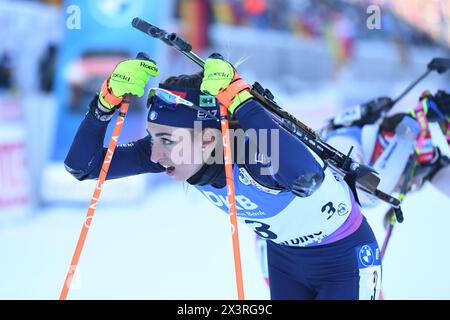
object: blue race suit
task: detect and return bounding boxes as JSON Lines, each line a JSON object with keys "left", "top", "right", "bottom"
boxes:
{"left": 65, "top": 96, "right": 381, "bottom": 299}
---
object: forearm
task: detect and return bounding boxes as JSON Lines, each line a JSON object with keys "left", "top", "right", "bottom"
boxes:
{"left": 64, "top": 99, "right": 109, "bottom": 180}
{"left": 64, "top": 97, "right": 165, "bottom": 180}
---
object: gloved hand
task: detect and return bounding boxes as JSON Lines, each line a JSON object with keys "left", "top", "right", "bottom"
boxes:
{"left": 200, "top": 55, "right": 252, "bottom": 114}
{"left": 99, "top": 57, "right": 159, "bottom": 110}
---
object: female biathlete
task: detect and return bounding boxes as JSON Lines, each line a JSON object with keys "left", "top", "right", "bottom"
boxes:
{"left": 65, "top": 54, "right": 382, "bottom": 300}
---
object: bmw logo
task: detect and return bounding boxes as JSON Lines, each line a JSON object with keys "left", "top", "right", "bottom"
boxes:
{"left": 359, "top": 245, "right": 374, "bottom": 267}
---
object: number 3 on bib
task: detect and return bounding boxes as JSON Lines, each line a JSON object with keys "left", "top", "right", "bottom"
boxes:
{"left": 245, "top": 220, "right": 278, "bottom": 240}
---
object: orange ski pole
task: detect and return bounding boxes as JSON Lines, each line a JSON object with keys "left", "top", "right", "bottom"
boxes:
{"left": 60, "top": 52, "right": 151, "bottom": 300}
{"left": 218, "top": 102, "right": 245, "bottom": 300}
{"left": 132, "top": 18, "right": 245, "bottom": 299}
{"left": 59, "top": 96, "right": 131, "bottom": 300}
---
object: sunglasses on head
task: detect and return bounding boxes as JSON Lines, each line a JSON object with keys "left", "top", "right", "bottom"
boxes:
{"left": 147, "top": 88, "right": 220, "bottom": 122}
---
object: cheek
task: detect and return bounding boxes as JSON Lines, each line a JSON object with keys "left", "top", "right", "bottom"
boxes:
{"left": 186, "top": 138, "right": 197, "bottom": 151}
{"left": 181, "top": 139, "right": 200, "bottom": 162}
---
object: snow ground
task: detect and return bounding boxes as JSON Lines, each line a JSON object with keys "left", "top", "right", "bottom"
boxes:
{"left": 0, "top": 179, "right": 449, "bottom": 300}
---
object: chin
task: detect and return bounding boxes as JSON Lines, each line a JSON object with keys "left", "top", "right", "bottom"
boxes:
{"left": 172, "top": 174, "right": 186, "bottom": 181}
{"left": 173, "top": 165, "right": 201, "bottom": 181}
{"left": 173, "top": 171, "right": 192, "bottom": 181}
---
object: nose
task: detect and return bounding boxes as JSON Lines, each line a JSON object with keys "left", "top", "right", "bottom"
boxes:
{"left": 150, "top": 142, "right": 164, "bottom": 164}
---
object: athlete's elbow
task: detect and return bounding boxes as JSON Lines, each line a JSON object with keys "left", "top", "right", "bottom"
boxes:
{"left": 291, "top": 171, "right": 325, "bottom": 197}
{"left": 64, "top": 162, "right": 91, "bottom": 181}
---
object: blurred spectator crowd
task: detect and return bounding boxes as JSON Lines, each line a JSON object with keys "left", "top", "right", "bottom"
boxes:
{"left": 200, "top": 0, "right": 448, "bottom": 48}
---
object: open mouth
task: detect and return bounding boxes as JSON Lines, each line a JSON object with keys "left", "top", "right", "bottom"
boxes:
{"left": 166, "top": 166, "right": 175, "bottom": 176}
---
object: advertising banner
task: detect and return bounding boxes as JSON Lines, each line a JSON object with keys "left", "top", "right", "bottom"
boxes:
{"left": 46, "top": 0, "right": 172, "bottom": 203}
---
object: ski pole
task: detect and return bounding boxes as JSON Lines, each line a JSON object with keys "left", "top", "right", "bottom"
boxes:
{"left": 132, "top": 18, "right": 245, "bottom": 299}
{"left": 381, "top": 95, "right": 437, "bottom": 258}
{"left": 218, "top": 93, "right": 245, "bottom": 300}
{"left": 59, "top": 52, "right": 148, "bottom": 300}
{"left": 380, "top": 153, "right": 417, "bottom": 259}
{"left": 378, "top": 152, "right": 417, "bottom": 301}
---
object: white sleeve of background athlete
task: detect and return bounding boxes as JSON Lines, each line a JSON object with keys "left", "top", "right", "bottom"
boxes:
{"left": 358, "top": 137, "right": 414, "bottom": 207}
{"left": 372, "top": 136, "right": 414, "bottom": 192}
{"left": 369, "top": 117, "right": 420, "bottom": 204}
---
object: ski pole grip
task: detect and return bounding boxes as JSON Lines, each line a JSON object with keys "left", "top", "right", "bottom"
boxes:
{"left": 168, "top": 33, "right": 192, "bottom": 52}
{"left": 394, "top": 207, "right": 404, "bottom": 223}
{"left": 427, "top": 58, "right": 450, "bottom": 74}
{"left": 136, "top": 51, "right": 149, "bottom": 60}
{"left": 209, "top": 53, "right": 224, "bottom": 60}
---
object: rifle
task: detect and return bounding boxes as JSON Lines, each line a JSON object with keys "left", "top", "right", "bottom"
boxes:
{"left": 131, "top": 18, "right": 406, "bottom": 220}
{"left": 321, "top": 58, "right": 450, "bottom": 132}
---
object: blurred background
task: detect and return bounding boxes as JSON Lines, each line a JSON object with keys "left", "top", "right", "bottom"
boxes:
{"left": 0, "top": 0, "right": 449, "bottom": 299}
